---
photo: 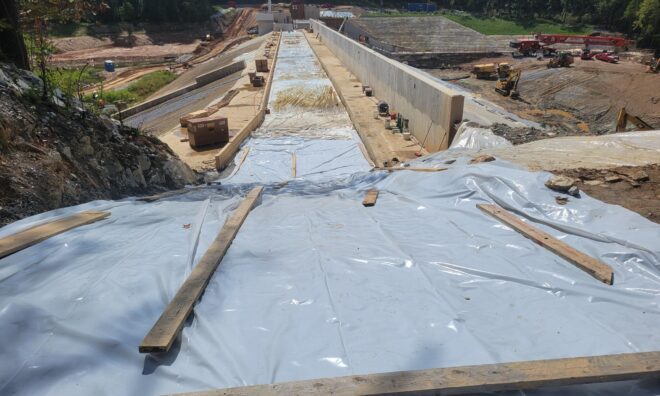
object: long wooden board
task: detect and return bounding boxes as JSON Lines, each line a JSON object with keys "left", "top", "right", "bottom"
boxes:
{"left": 362, "top": 189, "right": 379, "bottom": 207}
{"left": 477, "top": 203, "right": 614, "bottom": 284}
{"left": 139, "top": 186, "right": 264, "bottom": 353}
{"left": 169, "top": 351, "right": 660, "bottom": 396}
{"left": 0, "top": 211, "right": 110, "bottom": 259}
{"left": 376, "top": 167, "right": 447, "bottom": 172}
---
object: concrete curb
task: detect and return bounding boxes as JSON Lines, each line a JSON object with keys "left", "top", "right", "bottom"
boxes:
{"left": 214, "top": 34, "right": 282, "bottom": 170}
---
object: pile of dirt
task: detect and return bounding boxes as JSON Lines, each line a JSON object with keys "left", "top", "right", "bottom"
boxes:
{"left": 552, "top": 164, "right": 659, "bottom": 223}
{"left": 0, "top": 63, "right": 199, "bottom": 226}
{"left": 490, "top": 123, "right": 578, "bottom": 145}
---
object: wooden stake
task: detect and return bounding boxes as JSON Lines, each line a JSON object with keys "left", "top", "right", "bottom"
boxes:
{"left": 139, "top": 186, "right": 264, "bottom": 353}
{"left": 362, "top": 189, "right": 379, "bottom": 207}
{"left": 168, "top": 351, "right": 660, "bottom": 396}
{"left": 291, "top": 152, "right": 297, "bottom": 178}
{"left": 0, "top": 211, "right": 110, "bottom": 259}
{"left": 236, "top": 147, "right": 251, "bottom": 171}
{"left": 477, "top": 204, "right": 614, "bottom": 284}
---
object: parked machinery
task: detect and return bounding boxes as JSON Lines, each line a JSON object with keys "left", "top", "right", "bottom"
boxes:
{"left": 511, "top": 33, "right": 633, "bottom": 58}
{"left": 495, "top": 69, "right": 521, "bottom": 98}
{"left": 547, "top": 51, "right": 575, "bottom": 68}
{"left": 472, "top": 62, "right": 510, "bottom": 79}
{"left": 509, "top": 39, "right": 556, "bottom": 57}
{"left": 615, "top": 107, "right": 653, "bottom": 132}
{"left": 594, "top": 50, "right": 620, "bottom": 63}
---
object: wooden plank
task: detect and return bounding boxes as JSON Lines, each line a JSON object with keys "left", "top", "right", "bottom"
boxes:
{"left": 376, "top": 167, "right": 447, "bottom": 172}
{"left": 362, "top": 189, "right": 379, "bottom": 207}
{"left": 291, "top": 152, "right": 297, "bottom": 178}
{"left": 0, "top": 211, "right": 110, "bottom": 259}
{"left": 169, "top": 351, "right": 660, "bottom": 396}
{"left": 477, "top": 203, "right": 614, "bottom": 284}
{"left": 139, "top": 186, "right": 264, "bottom": 353}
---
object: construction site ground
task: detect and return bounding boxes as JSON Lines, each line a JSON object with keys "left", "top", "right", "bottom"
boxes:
{"left": 426, "top": 56, "right": 660, "bottom": 139}
{"left": 304, "top": 31, "right": 426, "bottom": 166}
{"left": 59, "top": 9, "right": 258, "bottom": 97}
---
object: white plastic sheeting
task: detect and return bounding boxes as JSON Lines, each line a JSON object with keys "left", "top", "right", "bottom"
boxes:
{"left": 2, "top": 157, "right": 660, "bottom": 395}
{"left": 1, "top": 31, "right": 660, "bottom": 396}
{"left": 450, "top": 122, "right": 513, "bottom": 150}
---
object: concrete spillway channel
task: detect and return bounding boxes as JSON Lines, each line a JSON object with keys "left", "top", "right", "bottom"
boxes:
{"left": 225, "top": 32, "right": 372, "bottom": 183}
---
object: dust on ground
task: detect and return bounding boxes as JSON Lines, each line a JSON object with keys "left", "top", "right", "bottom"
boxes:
{"left": 426, "top": 56, "right": 660, "bottom": 143}
{"left": 553, "top": 164, "right": 660, "bottom": 223}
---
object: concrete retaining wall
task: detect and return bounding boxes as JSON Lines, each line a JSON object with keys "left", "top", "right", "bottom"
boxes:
{"left": 311, "top": 20, "right": 464, "bottom": 151}
{"left": 195, "top": 60, "right": 246, "bottom": 86}
{"left": 119, "top": 60, "right": 246, "bottom": 119}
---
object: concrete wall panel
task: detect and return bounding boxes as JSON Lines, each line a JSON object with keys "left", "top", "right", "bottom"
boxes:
{"left": 310, "top": 19, "right": 464, "bottom": 151}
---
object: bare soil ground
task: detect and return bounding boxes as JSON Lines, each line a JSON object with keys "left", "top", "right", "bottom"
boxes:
{"left": 553, "top": 164, "right": 660, "bottom": 223}
{"left": 427, "top": 56, "right": 660, "bottom": 141}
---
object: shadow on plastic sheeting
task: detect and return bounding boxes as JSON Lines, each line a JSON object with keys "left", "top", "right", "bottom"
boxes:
{"left": 141, "top": 312, "right": 198, "bottom": 375}
{"left": 141, "top": 335, "right": 183, "bottom": 375}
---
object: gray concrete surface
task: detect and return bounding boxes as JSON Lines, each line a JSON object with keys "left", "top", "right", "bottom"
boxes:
{"left": 311, "top": 19, "right": 464, "bottom": 151}
{"left": 124, "top": 70, "right": 243, "bottom": 135}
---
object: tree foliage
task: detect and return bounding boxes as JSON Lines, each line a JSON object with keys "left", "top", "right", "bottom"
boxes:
{"left": 99, "top": 0, "right": 213, "bottom": 23}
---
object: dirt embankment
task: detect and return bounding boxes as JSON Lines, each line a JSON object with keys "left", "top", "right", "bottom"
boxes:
{"left": 429, "top": 56, "right": 659, "bottom": 143}
{"left": 553, "top": 165, "right": 660, "bottom": 223}
{"left": 0, "top": 63, "right": 199, "bottom": 226}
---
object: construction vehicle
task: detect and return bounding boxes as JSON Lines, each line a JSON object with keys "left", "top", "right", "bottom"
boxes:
{"left": 509, "top": 39, "right": 556, "bottom": 57}
{"left": 615, "top": 108, "right": 653, "bottom": 132}
{"left": 580, "top": 48, "right": 595, "bottom": 60}
{"left": 547, "top": 51, "right": 574, "bottom": 68}
{"left": 495, "top": 69, "right": 521, "bottom": 98}
{"left": 595, "top": 50, "right": 619, "bottom": 63}
{"left": 472, "top": 62, "right": 510, "bottom": 79}
{"left": 511, "top": 33, "right": 633, "bottom": 58}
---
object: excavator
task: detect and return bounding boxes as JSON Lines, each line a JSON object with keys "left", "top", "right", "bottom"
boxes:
{"left": 615, "top": 107, "right": 653, "bottom": 132}
{"left": 547, "top": 51, "right": 574, "bottom": 68}
{"left": 495, "top": 69, "right": 521, "bottom": 98}
{"left": 648, "top": 57, "right": 659, "bottom": 73}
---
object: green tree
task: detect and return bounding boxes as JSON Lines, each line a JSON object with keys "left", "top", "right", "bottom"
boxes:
{"left": 635, "top": 0, "right": 660, "bottom": 45}
{"left": 20, "top": 0, "right": 104, "bottom": 99}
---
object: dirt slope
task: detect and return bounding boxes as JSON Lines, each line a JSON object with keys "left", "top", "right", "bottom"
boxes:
{"left": 0, "top": 63, "right": 199, "bottom": 226}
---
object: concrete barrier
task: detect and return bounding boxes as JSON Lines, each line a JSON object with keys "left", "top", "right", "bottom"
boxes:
{"left": 310, "top": 19, "right": 464, "bottom": 151}
{"left": 119, "top": 60, "right": 246, "bottom": 119}
{"left": 195, "top": 60, "right": 246, "bottom": 87}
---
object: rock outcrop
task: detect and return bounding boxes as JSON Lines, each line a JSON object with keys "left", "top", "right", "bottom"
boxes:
{"left": 0, "top": 63, "right": 200, "bottom": 226}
